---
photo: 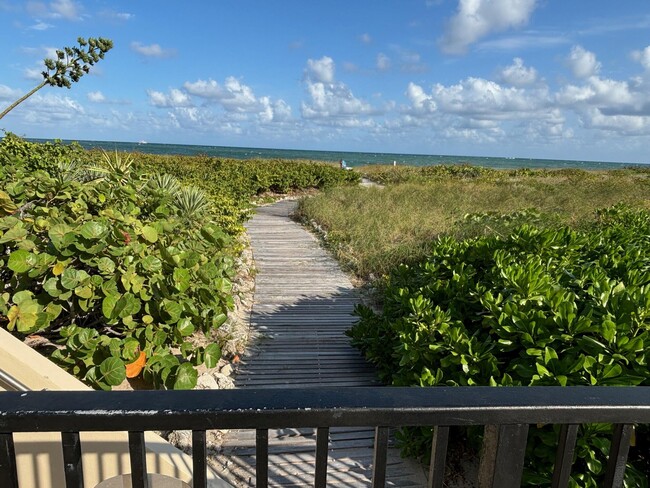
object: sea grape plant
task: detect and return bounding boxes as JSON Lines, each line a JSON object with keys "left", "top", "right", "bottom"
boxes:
{"left": 349, "top": 207, "right": 650, "bottom": 486}
{"left": 0, "top": 137, "right": 234, "bottom": 390}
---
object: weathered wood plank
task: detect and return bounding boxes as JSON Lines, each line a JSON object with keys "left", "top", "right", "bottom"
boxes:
{"left": 216, "top": 200, "right": 427, "bottom": 487}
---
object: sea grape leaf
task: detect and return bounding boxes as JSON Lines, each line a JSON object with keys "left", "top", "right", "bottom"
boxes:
{"left": 141, "top": 255, "right": 162, "bottom": 273}
{"left": 141, "top": 225, "right": 158, "bottom": 243}
{"left": 172, "top": 268, "right": 191, "bottom": 293}
{"left": 52, "top": 262, "right": 66, "bottom": 276}
{"left": 99, "top": 357, "right": 126, "bottom": 386}
{"left": 0, "top": 190, "right": 17, "bottom": 216}
{"left": 8, "top": 249, "right": 34, "bottom": 273}
{"left": 172, "top": 362, "right": 197, "bottom": 390}
{"left": 74, "top": 285, "right": 93, "bottom": 300}
{"left": 60, "top": 268, "right": 80, "bottom": 290}
{"left": 80, "top": 221, "right": 107, "bottom": 240}
{"left": 215, "top": 278, "right": 232, "bottom": 293}
{"left": 0, "top": 225, "right": 28, "bottom": 244}
{"left": 177, "top": 318, "right": 194, "bottom": 337}
{"left": 48, "top": 224, "right": 74, "bottom": 250}
{"left": 212, "top": 313, "right": 227, "bottom": 328}
{"left": 102, "top": 293, "right": 120, "bottom": 320}
{"left": 204, "top": 343, "right": 221, "bottom": 369}
{"left": 163, "top": 299, "right": 183, "bottom": 323}
{"left": 7, "top": 300, "right": 43, "bottom": 333}
{"left": 97, "top": 257, "right": 116, "bottom": 274}
{"left": 122, "top": 337, "right": 141, "bottom": 361}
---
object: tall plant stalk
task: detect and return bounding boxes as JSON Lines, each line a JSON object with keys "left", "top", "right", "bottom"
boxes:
{"left": 0, "top": 37, "right": 113, "bottom": 121}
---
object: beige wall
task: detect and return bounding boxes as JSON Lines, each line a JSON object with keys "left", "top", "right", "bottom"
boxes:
{"left": 0, "top": 328, "right": 230, "bottom": 488}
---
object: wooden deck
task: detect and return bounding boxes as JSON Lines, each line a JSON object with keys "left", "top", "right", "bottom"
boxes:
{"left": 212, "top": 200, "right": 427, "bottom": 487}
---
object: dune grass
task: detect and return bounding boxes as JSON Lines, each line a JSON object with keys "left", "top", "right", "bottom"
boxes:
{"left": 296, "top": 168, "right": 650, "bottom": 280}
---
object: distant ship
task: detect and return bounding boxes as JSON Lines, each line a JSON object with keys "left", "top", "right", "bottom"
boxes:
{"left": 138, "top": 140, "right": 148, "bottom": 145}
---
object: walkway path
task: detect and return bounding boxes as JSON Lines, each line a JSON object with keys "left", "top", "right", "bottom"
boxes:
{"left": 213, "top": 200, "right": 427, "bottom": 487}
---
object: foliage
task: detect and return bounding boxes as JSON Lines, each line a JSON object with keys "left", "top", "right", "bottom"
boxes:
{"left": 0, "top": 135, "right": 360, "bottom": 391}
{"left": 297, "top": 173, "right": 650, "bottom": 281}
{"left": 0, "top": 132, "right": 85, "bottom": 173}
{"left": 359, "top": 163, "right": 597, "bottom": 185}
{"left": 116, "top": 151, "right": 360, "bottom": 234}
{"left": 41, "top": 37, "right": 113, "bottom": 89}
{"left": 0, "top": 37, "right": 113, "bottom": 120}
{"left": 0, "top": 137, "right": 234, "bottom": 390}
{"left": 349, "top": 206, "right": 650, "bottom": 486}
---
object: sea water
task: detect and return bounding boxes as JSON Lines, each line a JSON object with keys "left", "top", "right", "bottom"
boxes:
{"left": 30, "top": 138, "right": 642, "bottom": 170}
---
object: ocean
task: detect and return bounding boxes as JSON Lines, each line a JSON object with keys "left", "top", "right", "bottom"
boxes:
{"left": 30, "top": 138, "right": 640, "bottom": 170}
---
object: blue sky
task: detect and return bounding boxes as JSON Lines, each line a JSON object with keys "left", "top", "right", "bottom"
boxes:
{"left": 2, "top": 1, "right": 650, "bottom": 162}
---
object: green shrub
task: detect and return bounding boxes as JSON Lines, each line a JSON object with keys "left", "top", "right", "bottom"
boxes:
{"left": 349, "top": 206, "right": 650, "bottom": 486}
{"left": 0, "top": 147, "right": 235, "bottom": 390}
{"left": 0, "top": 131, "right": 85, "bottom": 173}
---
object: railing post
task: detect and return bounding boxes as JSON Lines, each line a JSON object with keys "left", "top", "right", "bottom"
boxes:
{"left": 0, "top": 433, "right": 18, "bottom": 488}
{"left": 61, "top": 431, "right": 84, "bottom": 488}
{"left": 256, "top": 428, "right": 269, "bottom": 488}
{"left": 478, "top": 424, "right": 529, "bottom": 488}
{"left": 128, "top": 431, "right": 149, "bottom": 488}
{"left": 428, "top": 426, "right": 449, "bottom": 488}
{"left": 371, "top": 427, "right": 389, "bottom": 488}
{"left": 551, "top": 424, "right": 578, "bottom": 488}
{"left": 603, "top": 424, "right": 633, "bottom": 488}
{"left": 192, "top": 430, "right": 207, "bottom": 488}
{"left": 314, "top": 427, "right": 329, "bottom": 488}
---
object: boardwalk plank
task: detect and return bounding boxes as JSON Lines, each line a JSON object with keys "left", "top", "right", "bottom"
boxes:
{"left": 214, "top": 200, "right": 427, "bottom": 487}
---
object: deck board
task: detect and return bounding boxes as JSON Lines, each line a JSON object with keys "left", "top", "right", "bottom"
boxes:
{"left": 212, "top": 200, "right": 427, "bottom": 487}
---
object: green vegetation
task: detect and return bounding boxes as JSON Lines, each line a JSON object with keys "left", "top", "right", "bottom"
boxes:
{"left": 0, "top": 37, "right": 113, "bottom": 120}
{"left": 299, "top": 164, "right": 650, "bottom": 486}
{"left": 0, "top": 134, "right": 357, "bottom": 390}
{"left": 297, "top": 166, "right": 650, "bottom": 279}
{"left": 105, "top": 151, "right": 360, "bottom": 235}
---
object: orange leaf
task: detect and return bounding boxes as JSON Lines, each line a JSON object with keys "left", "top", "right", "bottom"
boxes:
{"left": 125, "top": 351, "right": 146, "bottom": 378}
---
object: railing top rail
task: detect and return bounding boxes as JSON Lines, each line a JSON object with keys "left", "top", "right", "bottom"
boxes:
{"left": 1, "top": 387, "right": 649, "bottom": 432}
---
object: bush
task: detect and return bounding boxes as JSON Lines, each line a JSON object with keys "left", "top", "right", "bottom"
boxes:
{"left": 349, "top": 206, "right": 650, "bottom": 486}
{"left": 0, "top": 140, "right": 235, "bottom": 390}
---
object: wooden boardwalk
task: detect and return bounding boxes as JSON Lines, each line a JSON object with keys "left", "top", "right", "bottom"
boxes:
{"left": 212, "top": 200, "right": 427, "bottom": 487}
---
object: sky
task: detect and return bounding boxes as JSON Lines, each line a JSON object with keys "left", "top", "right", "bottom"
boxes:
{"left": 2, "top": 1, "right": 650, "bottom": 163}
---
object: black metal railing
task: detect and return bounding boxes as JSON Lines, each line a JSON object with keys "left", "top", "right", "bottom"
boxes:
{"left": 0, "top": 386, "right": 648, "bottom": 488}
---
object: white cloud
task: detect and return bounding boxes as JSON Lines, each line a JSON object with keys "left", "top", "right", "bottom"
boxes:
{"left": 49, "top": 0, "right": 79, "bottom": 20}
{"left": 0, "top": 84, "right": 23, "bottom": 101}
{"left": 376, "top": 53, "right": 391, "bottom": 72}
{"left": 87, "top": 91, "right": 106, "bottom": 103}
{"left": 99, "top": 10, "right": 134, "bottom": 22}
{"left": 301, "top": 57, "right": 376, "bottom": 125}
{"left": 182, "top": 77, "right": 292, "bottom": 123}
{"left": 14, "top": 93, "right": 85, "bottom": 123}
{"left": 400, "top": 76, "right": 569, "bottom": 145}
{"left": 359, "top": 33, "right": 372, "bottom": 44}
{"left": 29, "top": 20, "right": 53, "bottom": 30}
{"left": 184, "top": 77, "right": 257, "bottom": 112}
{"left": 440, "top": 0, "right": 538, "bottom": 54}
{"left": 24, "top": 67, "right": 43, "bottom": 81}
{"left": 147, "top": 89, "right": 192, "bottom": 108}
{"left": 427, "top": 77, "right": 548, "bottom": 117}
{"left": 567, "top": 45, "right": 601, "bottom": 79}
{"left": 406, "top": 82, "right": 437, "bottom": 113}
{"left": 305, "top": 56, "right": 335, "bottom": 84}
{"left": 498, "top": 57, "right": 538, "bottom": 86}
{"left": 631, "top": 46, "right": 650, "bottom": 70}
{"left": 27, "top": 0, "right": 81, "bottom": 20}
{"left": 131, "top": 42, "right": 176, "bottom": 59}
